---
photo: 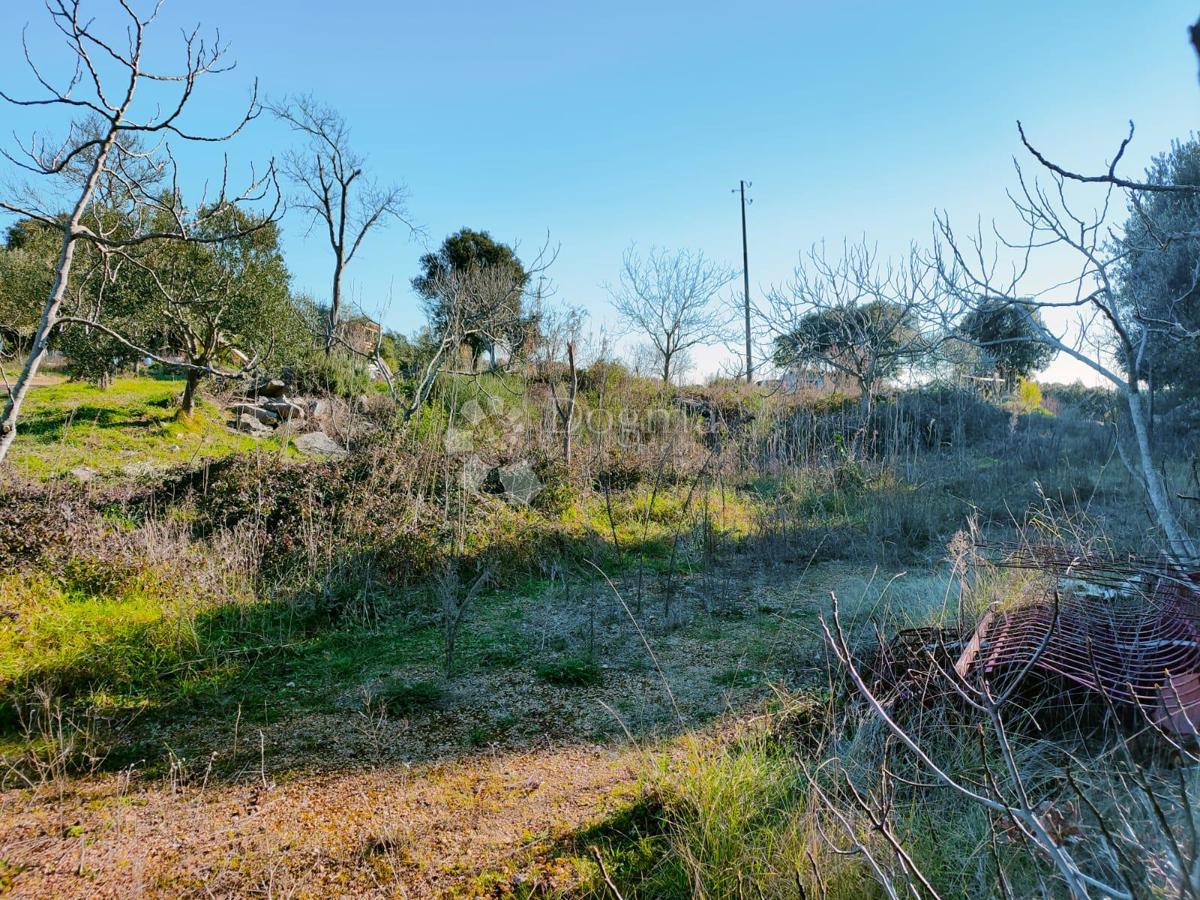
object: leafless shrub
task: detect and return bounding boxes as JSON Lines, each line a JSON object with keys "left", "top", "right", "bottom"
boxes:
{"left": 5, "top": 687, "right": 110, "bottom": 793}
{"left": 438, "top": 563, "right": 493, "bottom": 677}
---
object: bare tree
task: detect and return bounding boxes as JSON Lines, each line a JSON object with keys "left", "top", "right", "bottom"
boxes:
{"left": 934, "top": 144, "right": 1198, "bottom": 562}
{"left": 438, "top": 562, "right": 492, "bottom": 677}
{"left": 607, "top": 246, "right": 734, "bottom": 385}
{"left": 270, "top": 95, "right": 411, "bottom": 352}
{"left": 405, "top": 259, "right": 542, "bottom": 420}
{"left": 536, "top": 302, "right": 585, "bottom": 465}
{"left": 0, "top": 0, "right": 275, "bottom": 464}
{"left": 762, "top": 241, "right": 944, "bottom": 422}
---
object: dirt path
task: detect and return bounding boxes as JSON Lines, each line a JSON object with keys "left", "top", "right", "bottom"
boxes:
{"left": 1, "top": 373, "right": 65, "bottom": 397}
{"left": 0, "top": 741, "right": 650, "bottom": 898}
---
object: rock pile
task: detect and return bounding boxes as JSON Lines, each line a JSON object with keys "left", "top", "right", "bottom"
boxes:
{"left": 227, "top": 378, "right": 347, "bottom": 455}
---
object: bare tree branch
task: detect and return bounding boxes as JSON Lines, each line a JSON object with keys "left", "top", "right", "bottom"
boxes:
{"left": 0, "top": 0, "right": 276, "bottom": 462}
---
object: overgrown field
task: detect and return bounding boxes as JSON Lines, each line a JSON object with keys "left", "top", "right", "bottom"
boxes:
{"left": 1, "top": 371, "right": 1196, "bottom": 897}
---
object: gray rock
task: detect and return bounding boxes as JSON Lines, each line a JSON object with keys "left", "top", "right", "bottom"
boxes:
{"left": 253, "top": 378, "right": 287, "bottom": 398}
{"left": 229, "top": 416, "right": 272, "bottom": 435}
{"left": 230, "top": 403, "right": 279, "bottom": 426}
{"left": 264, "top": 397, "right": 306, "bottom": 422}
{"left": 293, "top": 430, "right": 347, "bottom": 455}
{"left": 307, "top": 398, "right": 330, "bottom": 418}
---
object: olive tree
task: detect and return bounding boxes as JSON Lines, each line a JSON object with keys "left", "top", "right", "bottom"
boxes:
{"left": 958, "top": 298, "right": 1056, "bottom": 387}
{"left": 0, "top": 222, "right": 56, "bottom": 361}
{"left": 1111, "top": 138, "right": 1200, "bottom": 406}
{"left": 413, "top": 229, "right": 532, "bottom": 371}
{"left": 135, "top": 202, "right": 297, "bottom": 413}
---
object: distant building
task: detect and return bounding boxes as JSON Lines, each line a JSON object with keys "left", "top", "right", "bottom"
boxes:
{"left": 779, "top": 367, "right": 826, "bottom": 393}
{"left": 343, "top": 316, "right": 382, "bottom": 356}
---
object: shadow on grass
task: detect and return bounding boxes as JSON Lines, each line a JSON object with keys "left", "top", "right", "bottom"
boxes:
{"left": 20, "top": 405, "right": 169, "bottom": 441}
{"left": 1, "top": 528, "right": 756, "bottom": 783}
{"left": 552, "top": 791, "right": 686, "bottom": 899}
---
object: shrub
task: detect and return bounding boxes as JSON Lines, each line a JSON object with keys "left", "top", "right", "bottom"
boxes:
{"left": 1040, "top": 382, "right": 1115, "bottom": 420}
{"left": 529, "top": 453, "right": 576, "bottom": 516}
{"left": 288, "top": 348, "right": 373, "bottom": 399}
{"left": 0, "top": 481, "right": 105, "bottom": 573}
{"left": 183, "top": 455, "right": 350, "bottom": 567}
{"left": 536, "top": 655, "right": 602, "bottom": 687}
{"left": 595, "top": 461, "right": 642, "bottom": 492}
{"left": 1013, "top": 377, "right": 1043, "bottom": 414}
{"left": 881, "top": 385, "right": 1009, "bottom": 450}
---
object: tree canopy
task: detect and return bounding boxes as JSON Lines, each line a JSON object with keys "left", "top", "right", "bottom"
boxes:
{"left": 773, "top": 300, "right": 922, "bottom": 387}
{"left": 957, "top": 298, "right": 1056, "bottom": 384}
{"left": 1114, "top": 137, "right": 1200, "bottom": 403}
{"left": 0, "top": 221, "right": 57, "bottom": 353}
{"left": 136, "top": 202, "right": 301, "bottom": 410}
{"left": 413, "top": 228, "right": 531, "bottom": 368}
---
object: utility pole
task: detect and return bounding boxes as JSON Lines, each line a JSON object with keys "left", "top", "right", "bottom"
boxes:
{"left": 734, "top": 180, "right": 753, "bottom": 383}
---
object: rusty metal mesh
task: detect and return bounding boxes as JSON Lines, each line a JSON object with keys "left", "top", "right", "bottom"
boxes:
{"left": 956, "top": 545, "right": 1200, "bottom": 737}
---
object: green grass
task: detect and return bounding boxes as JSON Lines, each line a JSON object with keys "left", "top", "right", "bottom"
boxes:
{"left": 563, "top": 485, "right": 756, "bottom": 562}
{"left": 535, "top": 655, "right": 603, "bottom": 687}
{"left": 712, "top": 667, "right": 760, "bottom": 689}
{"left": 569, "top": 712, "right": 1055, "bottom": 899}
{"left": 7, "top": 374, "right": 288, "bottom": 479}
{"left": 0, "top": 574, "right": 189, "bottom": 706}
{"left": 0, "top": 558, "right": 582, "bottom": 768}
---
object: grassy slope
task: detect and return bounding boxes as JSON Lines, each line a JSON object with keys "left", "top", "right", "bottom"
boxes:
{"left": 1, "top": 374, "right": 1175, "bottom": 897}
{"left": 5, "top": 374, "right": 287, "bottom": 479}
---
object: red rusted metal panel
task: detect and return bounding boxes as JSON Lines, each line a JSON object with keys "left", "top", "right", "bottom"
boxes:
{"left": 956, "top": 568, "right": 1200, "bottom": 737}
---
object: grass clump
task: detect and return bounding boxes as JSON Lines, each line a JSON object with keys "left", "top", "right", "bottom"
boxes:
{"left": 535, "top": 655, "right": 603, "bottom": 687}
{"left": 373, "top": 677, "right": 443, "bottom": 713}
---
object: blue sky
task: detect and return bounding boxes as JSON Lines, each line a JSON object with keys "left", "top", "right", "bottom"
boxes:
{"left": 2, "top": 0, "right": 1198, "bottom": 382}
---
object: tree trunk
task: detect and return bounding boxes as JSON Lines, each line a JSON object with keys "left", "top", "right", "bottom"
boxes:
{"left": 1147, "top": 361, "right": 1155, "bottom": 447}
{"left": 0, "top": 238, "right": 77, "bottom": 462}
{"left": 853, "top": 377, "right": 874, "bottom": 458}
{"left": 0, "top": 129, "right": 114, "bottom": 464}
{"left": 858, "top": 382, "right": 873, "bottom": 422}
{"left": 180, "top": 369, "right": 202, "bottom": 416}
{"left": 326, "top": 257, "right": 343, "bottom": 355}
{"left": 1124, "top": 385, "right": 1197, "bottom": 563}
